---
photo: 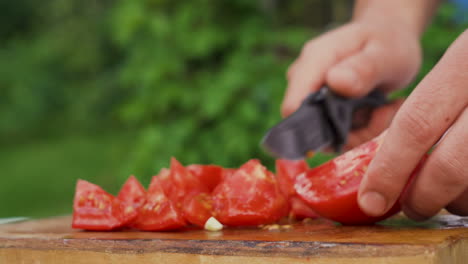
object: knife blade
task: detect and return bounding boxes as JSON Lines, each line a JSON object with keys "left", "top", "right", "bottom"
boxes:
{"left": 261, "top": 86, "right": 387, "bottom": 159}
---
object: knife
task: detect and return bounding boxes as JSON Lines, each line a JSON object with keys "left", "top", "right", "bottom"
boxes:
{"left": 261, "top": 86, "right": 387, "bottom": 160}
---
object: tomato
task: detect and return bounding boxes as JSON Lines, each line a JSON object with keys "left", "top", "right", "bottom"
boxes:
{"left": 72, "top": 180, "right": 135, "bottom": 230}
{"left": 222, "top": 168, "right": 236, "bottom": 179}
{"left": 276, "top": 159, "right": 319, "bottom": 220}
{"left": 166, "top": 158, "right": 209, "bottom": 208}
{"left": 182, "top": 192, "right": 214, "bottom": 227}
{"left": 187, "top": 164, "right": 224, "bottom": 192}
{"left": 153, "top": 168, "right": 171, "bottom": 195}
{"left": 294, "top": 139, "right": 400, "bottom": 225}
{"left": 117, "top": 175, "right": 146, "bottom": 209}
{"left": 133, "top": 177, "right": 186, "bottom": 231}
{"left": 212, "top": 159, "right": 288, "bottom": 226}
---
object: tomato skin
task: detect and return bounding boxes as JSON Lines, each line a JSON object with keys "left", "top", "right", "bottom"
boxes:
{"left": 72, "top": 180, "right": 134, "bottom": 231}
{"left": 116, "top": 175, "right": 146, "bottom": 225}
{"left": 187, "top": 164, "right": 224, "bottom": 192}
{"left": 182, "top": 192, "right": 214, "bottom": 227}
{"left": 294, "top": 139, "right": 399, "bottom": 225}
{"left": 133, "top": 177, "right": 186, "bottom": 231}
{"left": 276, "top": 159, "right": 319, "bottom": 220}
{"left": 166, "top": 158, "right": 209, "bottom": 209}
{"left": 212, "top": 159, "right": 288, "bottom": 226}
{"left": 154, "top": 168, "right": 171, "bottom": 195}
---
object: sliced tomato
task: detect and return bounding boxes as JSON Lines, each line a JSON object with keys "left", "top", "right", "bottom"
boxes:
{"left": 187, "top": 164, "right": 224, "bottom": 192}
{"left": 276, "top": 159, "right": 309, "bottom": 197}
{"left": 72, "top": 180, "right": 134, "bottom": 230}
{"left": 276, "top": 159, "right": 319, "bottom": 220}
{"left": 294, "top": 139, "right": 400, "bottom": 225}
{"left": 212, "top": 159, "right": 288, "bottom": 226}
{"left": 182, "top": 192, "right": 214, "bottom": 227}
{"left": 153, "top": 168, "right": 171, "bottom": 195}
{"left": 222, "top": 168, "right": 236, "bottom": 179}
{"left": 166, "top": 158, "right": 209, "bottom": 208}
{"left": 117, "top": 175, "right": 146, "bottom": 209}
{"left": 133, "top": 177, "right": 186, "bottom": 231}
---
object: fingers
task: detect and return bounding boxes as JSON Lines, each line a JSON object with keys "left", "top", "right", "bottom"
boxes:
{"left": 327, "top": 41, "right": 384, "bottom": 97}
{"left": 402, "top": 108, "right": 468, "bottom": 220}
{"left": 446, "top": 188, "right": 468, "bottom": 216}
{"left": 281, "top": 24, "right": 366, "bottom": 117}
{"left": 358, "top": 30, "right": 468, "bottom": 217}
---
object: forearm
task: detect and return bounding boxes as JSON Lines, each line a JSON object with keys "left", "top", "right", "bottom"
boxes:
{"left": 353, "top": 0, "right": 441, "bottom": 37}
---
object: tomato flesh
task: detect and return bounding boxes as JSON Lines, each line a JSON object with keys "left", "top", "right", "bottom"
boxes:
{"left": 72, "top": 180, "right": 134, "bottom": 230}
{"left": 213, "top": 159, "right": 288, "bottom": 226}
{"left": 166, "top": 158, "right": 209, "bottom": 209}
{"left": 187, "top": 164, "right": 224, "bottom": 192}
{"left": 182, "top": 192, "right": 214, "bottom": 227}
{"left": 294, "top": 139, "right": 400, "bottom": 225}
{"left": 276, "top": 159, "right": 319, "bottom": 220}
{"left": 133, "top": 177, "right": 186, "bottom": 231}
{"left": 117, "top": 175, "right": 145, "bottom": 225}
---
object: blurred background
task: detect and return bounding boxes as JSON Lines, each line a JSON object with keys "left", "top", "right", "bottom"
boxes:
{"left": 0, "top": 0, "right": 466, "bottom": 218}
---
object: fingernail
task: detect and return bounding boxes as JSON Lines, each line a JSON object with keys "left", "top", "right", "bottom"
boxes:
{"left": 359, "top": 191, "right": 387, "bottom": 216}
{"left": 332, "top": 68, "right": 360, "bottom": 91}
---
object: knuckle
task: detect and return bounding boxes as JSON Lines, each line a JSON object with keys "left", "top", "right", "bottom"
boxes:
{"left": 396, "top": 106, "right": 435, "bottom": 146}
{"left": 432, "top": 151, "right": 467, "bottom": 187}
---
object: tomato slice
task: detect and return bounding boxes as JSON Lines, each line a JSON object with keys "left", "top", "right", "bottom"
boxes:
{"left": 182, "top": 192, "right": 214, "bottom": 227}
{"left": 153, "top": 168, "right": 171, "bottom": 195}
{"left": 222, "top": 168, "right": 236, "bottom": 179}
{"left": 212, "top": 159, "right": 288, "bottom": 226}
{"left": 72, "top": 180, "right": 134, "bottom": 230}
{"left": 166, "top": 158, "right": 209, "bottom": 208}
{"left": 117, "top": 175, "right": 146, "bottom": 209}
{"left": 187, "top": 164, "right": 224, "bottom": 192}
{"left": 133, "top": 177, "right": 186, "bottom": 231}
{"left": 276, "top": 159, "right": 319, "bottom": 220}
{"left": 294, "top": 139, "right": 400, "bottom": 225}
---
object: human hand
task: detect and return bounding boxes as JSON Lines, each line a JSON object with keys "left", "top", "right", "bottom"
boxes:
{"left": 282, "top": 20, "right": 421, "bottom": 150}
{"left": 358, "top": 30, "right": 468, "bottom": 220}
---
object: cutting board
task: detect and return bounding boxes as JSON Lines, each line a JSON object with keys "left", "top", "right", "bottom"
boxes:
{"left": 1, "top": 214, "right": 468, "bottom": 264}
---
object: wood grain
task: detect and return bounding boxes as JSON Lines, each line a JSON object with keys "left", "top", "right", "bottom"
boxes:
{"left": 1, "top": 214, "right": 468, "bottom": 263}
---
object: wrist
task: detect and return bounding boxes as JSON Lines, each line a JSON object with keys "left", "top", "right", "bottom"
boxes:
{"left": 352, "top": 0, "right": 440, "bottom": 38}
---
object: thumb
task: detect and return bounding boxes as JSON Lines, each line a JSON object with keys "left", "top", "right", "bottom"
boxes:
{"left": 326, "top": 43, "right": 386, "bottom": 97}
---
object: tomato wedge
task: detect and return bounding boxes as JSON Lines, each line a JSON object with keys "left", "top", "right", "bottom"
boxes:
{"left": 212, "top": 159, "right": 288, "bottom": 226}
{"left": 166, "top": 158, "right": 209, "bottom": 209}
{"left": 72, "top": 180, "right": 134, "bottom": 230}
{"left": 187, "top": 164, "right": 224, "bottom": 192}
{"left": 117, "top": 175, "right": 146, "bottom": 209}
{"left": 294, "top": 139, "right": 400, "bottom": 225}
{"left": 182, "top": 192, "right": 214, "bottom": 227}
{"left": 276, "top": 159, "right": 319, "bottom": 220}
{"left": 133, "top": 177, "right": 186, "bottom": 231}
{"left": 154, "top": 168, "right": 171, "bottom": 195}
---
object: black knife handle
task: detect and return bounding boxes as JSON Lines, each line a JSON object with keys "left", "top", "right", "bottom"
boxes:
{"left": 304, "top": 86, "right": 387, "bottom": 152}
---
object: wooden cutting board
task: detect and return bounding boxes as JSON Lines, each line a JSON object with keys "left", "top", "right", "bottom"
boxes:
{"left": 1, "top": 214, "right": 468, "bottom": 264}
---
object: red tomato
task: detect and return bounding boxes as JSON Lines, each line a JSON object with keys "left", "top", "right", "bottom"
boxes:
{"left": 187, "top": 164, "right": 224, "bottom": 192}
{"left": 166, "top": 158, "right": 209, "bottom": 208}
{"left": 117, "top": 175, "right": 146, "bottom": 209}
{"left": 294, "top": 139, "right": 400, "bottom": 225}
{"left": 72, "top": 180, "right": 135, "bottom": 230}
{"left": 133, "top": 177, "right": 186, "bottom": 231}
{"left": 276, "top": 159, "right": 319, "bottom": 220}
{"left": 182, "top": 192, "right": 214, "bottom": 227}
{"left": 153, "top": 168, "right": 171, "bottom": 195}
{"left": 212, "top": 159, "right": 288, "bottom": 226}
{"left": 222, "top": 168, "right": 236, "bottom": 179}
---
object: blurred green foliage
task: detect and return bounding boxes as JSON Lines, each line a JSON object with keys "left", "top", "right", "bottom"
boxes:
{"left": 0, "top": 1, "right": 466, "bottom": 217}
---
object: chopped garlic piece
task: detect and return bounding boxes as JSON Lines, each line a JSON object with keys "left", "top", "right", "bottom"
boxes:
{"left": 204, "top": 217, "right": 223, "bottom": 231}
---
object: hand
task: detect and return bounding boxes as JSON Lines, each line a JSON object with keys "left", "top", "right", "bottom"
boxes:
{"left": 282, "top": 20, "right": 421, "bottom": 150}
{"left": 358, "top": 30, "right": 468, "bottom": 220}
